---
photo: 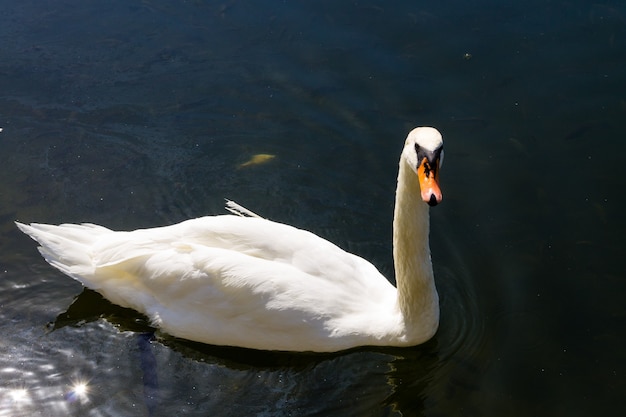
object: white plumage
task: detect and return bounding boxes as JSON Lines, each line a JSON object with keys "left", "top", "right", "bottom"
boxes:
{"left": 16, "top": 127, "right": 444, "bottom": 352}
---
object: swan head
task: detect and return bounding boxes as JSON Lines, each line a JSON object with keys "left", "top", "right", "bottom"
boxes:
{"left": 403, "top": 127, "right": 444, "bottom": 207}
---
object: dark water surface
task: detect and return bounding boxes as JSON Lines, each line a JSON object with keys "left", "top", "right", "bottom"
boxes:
{"left": 1, "top": 0, "right": 625, "bottom": 415}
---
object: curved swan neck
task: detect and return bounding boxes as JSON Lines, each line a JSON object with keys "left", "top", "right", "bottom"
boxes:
{"left": 393, "top": 158, "right": 439, "bottom": 327}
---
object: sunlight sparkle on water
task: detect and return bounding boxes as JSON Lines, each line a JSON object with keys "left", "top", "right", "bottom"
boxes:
{"left": 65, "top": 380, "right": 90, "bottom": 403}
{"left": 0, "top": 387, "right": 33, "bottom": 416}
{"left": 9, "top": 388, "right": 29, "bottom": 403}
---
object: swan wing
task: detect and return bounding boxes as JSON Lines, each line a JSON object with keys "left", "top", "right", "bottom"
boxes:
{"left": 99, "top": 244, "right": 390, "bottom": 350}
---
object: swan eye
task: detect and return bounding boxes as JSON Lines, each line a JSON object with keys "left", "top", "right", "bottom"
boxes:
{"left": 414, "top": 143, "right": 443, "bottom": 170}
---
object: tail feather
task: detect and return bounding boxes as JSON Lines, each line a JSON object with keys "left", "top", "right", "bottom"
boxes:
{"left": 15, "top": 222, "right": 111, "bottom": 281}
{"left": 224, "top": 200, "right": 263, "bottom": 219}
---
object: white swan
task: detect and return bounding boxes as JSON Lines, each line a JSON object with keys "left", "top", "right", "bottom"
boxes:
{"left": 16, "top": 127, "right": 444, "bottom": 352}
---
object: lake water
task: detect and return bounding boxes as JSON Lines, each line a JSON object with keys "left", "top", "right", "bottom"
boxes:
{"left": 1, "top": 0, "right": 624, "bottom": 415}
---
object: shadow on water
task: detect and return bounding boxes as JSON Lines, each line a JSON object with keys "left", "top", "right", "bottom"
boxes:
{"left": 51, "top": 288, "right": 156, "bottom": 334}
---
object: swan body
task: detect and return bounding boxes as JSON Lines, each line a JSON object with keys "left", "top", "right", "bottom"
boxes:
{"left": 17, "top": 127, "right": 444, "bottom": 352}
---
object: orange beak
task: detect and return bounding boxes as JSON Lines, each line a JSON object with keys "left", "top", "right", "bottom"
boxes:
{"left": 417, "top": 157, "right": 442, "bottom": 206}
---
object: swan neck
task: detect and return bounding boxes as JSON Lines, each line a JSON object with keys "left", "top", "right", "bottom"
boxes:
{"left": 393, "top": 159, "right": 439, "bottom": 327}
